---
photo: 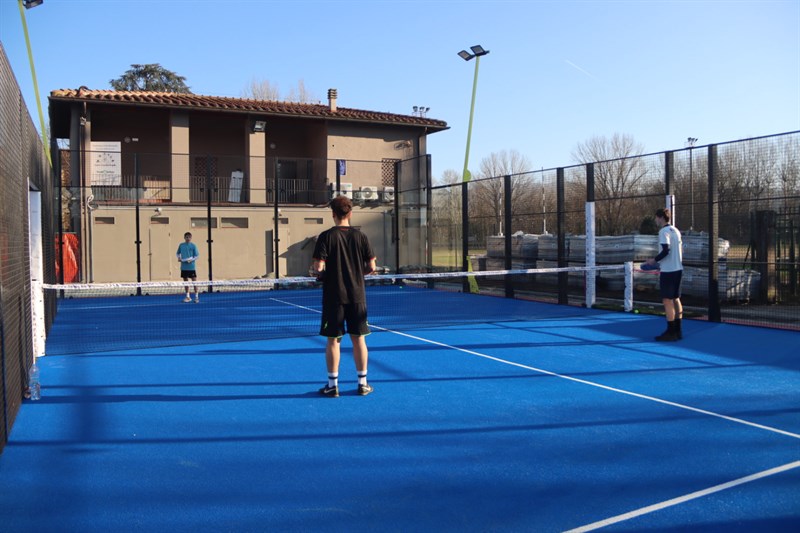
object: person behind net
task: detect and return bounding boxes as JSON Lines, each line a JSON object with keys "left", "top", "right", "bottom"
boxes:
{"left": 176, "top": 232, "right": 200, "bottom": 303}
{"left": 644, "top": 208, "right": 683, "bottom": 341}
{"left": 311, "top": 195, "right": 377, "bottom": 397}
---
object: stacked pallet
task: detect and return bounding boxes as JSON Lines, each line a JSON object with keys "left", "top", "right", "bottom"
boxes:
{"left": 482, "top": 231, "right": 758, "bottom": 301}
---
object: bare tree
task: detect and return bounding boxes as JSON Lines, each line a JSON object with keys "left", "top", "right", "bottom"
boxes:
{"left": 778, "top": 137, "right": 800, "bottom": 209}
{"left": 241, "top": 78, "right": 280, "bottom": 100}
{"left": 434, "top": 169, "right": 461, "bottom": 187}
{"left": 286, "top": 80, "right": 317, "bottom": 104}
{"left": 572, "top": 133, "right": 647, "bottom": 235}
{"left": 241, "top": 78, "right": 317, "bottom": 103}
{"left": 716, "top": 138, "right": 791, "bottom": 243}
{"left": 431, "top": 169, "right": 463, "bottom": 267}
{"left": 470, "top": 150, "right": 535, "bottom": 237}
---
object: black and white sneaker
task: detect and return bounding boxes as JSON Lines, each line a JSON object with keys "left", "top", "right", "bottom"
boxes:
{"left": 357, "top": 384, "right": 374, "bottom": 396}
{"left": 318, "top": 385, "right": 339, "bottom": 398}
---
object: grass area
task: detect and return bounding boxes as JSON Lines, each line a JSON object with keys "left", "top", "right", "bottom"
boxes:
{"left": 430, "top": 248, "right": 487, "bottom": 269}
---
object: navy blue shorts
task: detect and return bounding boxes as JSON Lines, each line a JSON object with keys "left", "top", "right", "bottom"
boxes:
{"left": 659, "top": 270, "right": 682, "bottom": 299}
{"left": 181, "top": 270, "right": 197, "bottom": 280}
{"left": 320, "top": 302, "right": 370, "bottom": 338}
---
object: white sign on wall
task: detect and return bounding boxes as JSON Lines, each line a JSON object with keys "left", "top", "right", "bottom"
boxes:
{"left": 90, "top": 141, "right": 122, "bottom": 185}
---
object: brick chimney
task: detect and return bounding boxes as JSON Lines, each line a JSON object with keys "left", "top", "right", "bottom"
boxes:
{"left": 327, "top": 88, "right": 338, "bottom": 112}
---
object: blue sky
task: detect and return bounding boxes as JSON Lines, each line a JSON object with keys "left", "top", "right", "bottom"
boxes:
{"left": 1, "top": 0, "right": 798, "bottom": 179}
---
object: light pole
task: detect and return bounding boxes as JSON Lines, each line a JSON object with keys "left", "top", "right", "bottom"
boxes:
{"left": 458, "top": 45, "right": 489, "bottom": 184}
{"left": 458, "top": 45, "right": 489, "bottom": 279}
{"left": 18, "top": 0, "right": 50, "bottom": 165}
{"left": 686, "top": 137, "right": 698, "bottom": 231}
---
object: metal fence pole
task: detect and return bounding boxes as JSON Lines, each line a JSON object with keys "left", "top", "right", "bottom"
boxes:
{"left": 707, "top": 145, "right": 720, "bottom": 322}
{"left": 426, "top": 156, "right": 433, "bottom": 270}
{"left": 557, "top": 168, "right": 567, "bottom": 304}
{"left": 206, "top": 155, "right": 214, "bottom": 291}
{"left": 134, "top": 153, "right": 142, "bottom": 295}
{"left": 462, "top": 181, "right": 470, "bottom": 291}
{"left": 503, "top": 174, "right": 513, "bottom": 298}
{"left": 274, "top": 158, "right": 280, "bottom": 279}
{"left": 393, "top": 160, "right": 400, "bottom": 272}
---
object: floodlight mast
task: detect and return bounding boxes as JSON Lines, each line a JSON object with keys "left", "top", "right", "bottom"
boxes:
{"left": 457, "top": 45, "right": 489, "bottom": 184}
{"left": 457, "top": 45, "right": 489, "bottom": 276}
{"left": 17, "top": 0, "right": 49, "bottom": 164}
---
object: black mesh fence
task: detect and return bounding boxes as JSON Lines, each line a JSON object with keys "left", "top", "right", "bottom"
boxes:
{"left": 0, "top": 44, "right": 56, "bottom": 453}
{"left": 423, "top": 132, "right": 800, "bottom": 330}
{"left": 713, "top": 136, "right": 800, "bottom": 327}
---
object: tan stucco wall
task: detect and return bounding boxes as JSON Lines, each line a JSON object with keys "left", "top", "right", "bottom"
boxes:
{"left": 87, "top": 205, "right": 398, "bottom": 282}
{"left": 170, "top": 112, "right": 190, "bottom": 202}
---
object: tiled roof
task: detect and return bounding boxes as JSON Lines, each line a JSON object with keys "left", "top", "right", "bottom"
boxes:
{"left": 49, "top": 88, "right": 448, "bottom": 130}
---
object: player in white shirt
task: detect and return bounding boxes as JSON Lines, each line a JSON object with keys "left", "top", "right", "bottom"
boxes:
{"left": 644, "top": 208, "right": 683, "bottom": 341}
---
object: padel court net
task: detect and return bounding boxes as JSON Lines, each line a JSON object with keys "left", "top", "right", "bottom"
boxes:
{"left": 42, "top": 265, "right": 634, "bottom": 355}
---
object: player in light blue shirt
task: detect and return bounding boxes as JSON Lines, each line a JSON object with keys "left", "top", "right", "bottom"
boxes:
{"left": 176, "top": 232, "right": 200, "bottom": 303}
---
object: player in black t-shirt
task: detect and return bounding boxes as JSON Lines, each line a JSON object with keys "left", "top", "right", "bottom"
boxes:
{"left": 311, "top": 195, "right": 377, "bottom": 397}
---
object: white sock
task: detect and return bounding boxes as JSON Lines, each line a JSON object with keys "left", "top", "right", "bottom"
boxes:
{"left": 328, "top": 373, "right": 338, "bottom": 388}
{"left": 357, "top": 371, "right": 367, "bottom": 386}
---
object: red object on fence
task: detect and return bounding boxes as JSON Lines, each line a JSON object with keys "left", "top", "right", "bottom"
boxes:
{"left": 55, "top": 233, "right": 79, "bottom": 283}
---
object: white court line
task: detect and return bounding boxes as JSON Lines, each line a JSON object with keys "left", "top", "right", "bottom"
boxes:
{"left": 378, "top": 328, "right": 800, "bottom": 440}
{"left": 376, "top": 328, "right": 800, "bottom": 530}
{"left": 564, "top": 460, "right": 800, "bottom": 532}
{"left": 276, "top": 298, "right": 800, "bottom": 527}
{"left": 275, "top": 297, "right": 800, "bottom": 441}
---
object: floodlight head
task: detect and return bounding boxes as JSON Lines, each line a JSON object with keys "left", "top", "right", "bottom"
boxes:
{"left": 470, "top": 45, "right": 489, "bottom": 56}
{"left": 458, "top": 50, "right": 473, "bottom": 61}
{"left": 253, "top": 120, "right": 266, "bottom": 133}
{"left": 24, "top": 0, "right": 44, "bottom": 9}
{"left": 413, "top": 106, "right": 418, "bottom": 112}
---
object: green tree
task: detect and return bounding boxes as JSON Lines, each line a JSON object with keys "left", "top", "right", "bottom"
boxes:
{"left": 639, "top": 215, "right": 659, "bottom": 235}
{"left": 110, "top": 64, "right": 192, "bottom": 93}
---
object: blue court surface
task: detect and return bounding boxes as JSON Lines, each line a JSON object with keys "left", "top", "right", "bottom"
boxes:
{"left": 1, "top": 297, "right": 799, "bottom": 531}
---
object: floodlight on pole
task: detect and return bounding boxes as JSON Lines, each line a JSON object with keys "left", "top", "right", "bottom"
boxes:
{"left": 458, "top": 44, "right": 489, "bottom": 287}
{"left": 458, "top": 44, "right": 489, "bottom": 183}
{"left": 17, "top": 0, "right": 50, "bottom": 165}
{"left": 686, "top": 136, "right": 698, "bottom": 230}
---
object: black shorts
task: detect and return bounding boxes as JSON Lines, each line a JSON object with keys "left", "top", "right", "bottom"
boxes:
{"left": 659, "top": 270, "right": 682, "bottom": 299}
{"left": 320, "top": 301, "right": 370, "bottom": 338}
{"left": 181, "top": 270, "right": 197, "bottom": 280}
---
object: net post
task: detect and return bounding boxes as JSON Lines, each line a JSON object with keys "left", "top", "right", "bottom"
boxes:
{"left": 30, "top": 280, "right": 46, "bottom": 358}
{"left": 624, "top": 261, "right": 633, "bottom": 312}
